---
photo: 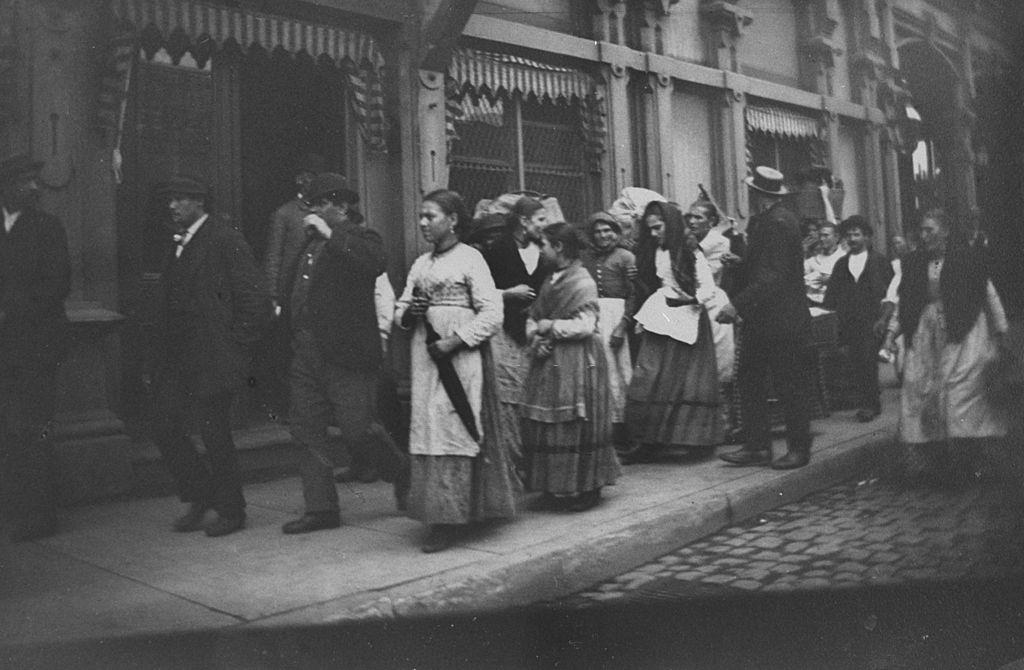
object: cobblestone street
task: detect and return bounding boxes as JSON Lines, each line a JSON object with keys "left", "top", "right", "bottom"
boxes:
{"left": 559, "top": 474, "right": 1024, "bottom": 607}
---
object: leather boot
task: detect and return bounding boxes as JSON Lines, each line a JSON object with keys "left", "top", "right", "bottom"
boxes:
{"left": 282, "top": 511, "right": 341, "bottom": 534}
{"left": 421, "top": 524, "right": 457, "bottom": 553}
{"left": 771, "top": 443, "right": 810, "bottom": 470}
{"left": 173, "top": 502, "right": 210, "bottom": 532}
{"left": 204, "top": 512, "right": 246, "bottom": 537}
{"left": 718, "top": 446, "right": 771, "bottom": 466}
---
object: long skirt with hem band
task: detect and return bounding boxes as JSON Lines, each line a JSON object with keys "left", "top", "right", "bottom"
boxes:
{"left": 625, "top": 309, "right": 724, "bottom": 447}
{"left": 406, "top": 344, "right": 521, "bottom": 525}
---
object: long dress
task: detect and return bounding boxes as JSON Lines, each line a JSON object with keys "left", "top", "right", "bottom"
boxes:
{"left": 519, "top": 262, "right": 621, "bottom": 495}
{"left": 395, "top": 243, "right": 519, "bottom": 524}
{"left": 626, "top": 249, "right": 724, "bottom": 447}
{"left": 478, "top": 233, "right": 546, "bottom": 467}
{"left": 581, "top": 246, "right": 636, "bottom": 423}
{"left": 899, "top": 259, "right": 1008, "bottom": 444}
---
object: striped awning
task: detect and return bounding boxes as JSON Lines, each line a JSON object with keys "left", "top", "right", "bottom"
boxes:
{"left": 106, "top": 0, "right": 387, "bottom": 151}
{"left": 745, "top": 103, "right": 822, "bottom": 140}
{"left": 449, "top": 47, "right": 596, "bottom": 103}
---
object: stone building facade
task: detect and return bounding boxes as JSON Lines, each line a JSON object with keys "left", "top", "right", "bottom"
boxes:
{"left": 1, "top": 0, "right": 1020, "bottom": 500}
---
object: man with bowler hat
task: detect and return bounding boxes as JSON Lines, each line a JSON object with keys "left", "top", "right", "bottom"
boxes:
{"left": 0, "top": 154, "right": 70, "bottom": 541}
{"left": 281, "top": 172, "right": 403, "bottom": 534}
{"left": 149, "top": 176, "right": 267, "bottom": 537}
{"left": 716, "top": 166, "right": 814, "bottom": 469}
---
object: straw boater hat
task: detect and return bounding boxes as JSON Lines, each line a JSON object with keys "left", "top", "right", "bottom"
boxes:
{"left": 743, "top": 166, "right": 789, "bottom": 195}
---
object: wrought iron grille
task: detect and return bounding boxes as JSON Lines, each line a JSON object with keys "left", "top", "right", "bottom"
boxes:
{"left": 449, "top": 95, "right": 597, "bottom": 222}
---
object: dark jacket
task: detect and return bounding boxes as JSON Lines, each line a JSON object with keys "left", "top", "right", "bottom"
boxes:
{"left": 479, "top": 232, "right": 546, "bottom": 344}
{"left": 0, "top": 207, "right": 70, "bottom": 368}
{"left": 157, "top": 216, "right": 268, "bottom": 397}
{"left": 731, "top": 201, "right": 811, "bottom": 340}
{"left": 292, "top": 219, "right": 386, "bottom": 371}
{"left": 898, "top": 244, "right": 989, "bottom": 346}
{"left": 822, "top": 250, "right": 893, "bottom": 344}
{"left": 263, "top": 199, "right": 309, "bottom": 308}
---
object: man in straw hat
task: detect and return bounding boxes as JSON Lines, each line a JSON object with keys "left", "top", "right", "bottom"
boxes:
{"left": 148, "top": 176, "right": 267, "bottom": 538}
{"left": 0, "top": 154, "right": 70, "bottom": 541}
{"left": 716, "top": 166, "right": 814, "bottom": 470}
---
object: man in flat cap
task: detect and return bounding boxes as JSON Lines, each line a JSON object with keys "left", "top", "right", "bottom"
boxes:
{"left": 0, "top": 154, "right": 70, "bottom": 541}
{"left": 148, "top": 176, "right": 267, "bottom": 537}
{"left": 281, "top": 172, "right": 403, "bottom": 534}
{"left": 717, "top": 166, "right": 814, "bottom": 470}
{"left": 260, "top": 153, "right": 326, "bottom": 415}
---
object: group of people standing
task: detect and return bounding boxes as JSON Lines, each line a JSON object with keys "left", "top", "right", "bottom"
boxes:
{"left": 3, "top": 145, "right": 1014, "bottom": 549}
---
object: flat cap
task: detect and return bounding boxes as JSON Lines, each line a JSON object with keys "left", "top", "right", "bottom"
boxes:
{"left": 158, "top": 175, "right": 210, "bottom": 199}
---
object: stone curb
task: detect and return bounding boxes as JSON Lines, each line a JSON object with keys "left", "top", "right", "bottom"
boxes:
{"left": 249, "top": 425, "right": 894, "bottom": 626}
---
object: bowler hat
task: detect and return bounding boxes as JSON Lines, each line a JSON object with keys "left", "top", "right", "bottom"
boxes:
{"left": 158, "top": 176, "right": 210, "bottom": 199}
{"left": 304, "top": 172, "right": 358, "bottom": 205}
{"left": 295, "top": 152, "right": 326, "bottom": 176}
{"left": 0, "top": 154, "right": 44, "bottom": 184}
{"left": 744, "top": 166, "right": 789, "bottom": 195}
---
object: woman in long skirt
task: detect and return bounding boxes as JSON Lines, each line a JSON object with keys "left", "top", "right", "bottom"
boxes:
{"left": 580, "top": 211, "right": 637, "bottom": 450}
{"left": 520, "top": 223, "right": 621, "bottom": 512}
{"left": 625, "top": 201, "right": 724, "bottom": 455}
{"left": 884, "top": 208, "right": 1008, "bottom": 484}
{"left": 395, "top": 190, "right": 519, "bottom": 553}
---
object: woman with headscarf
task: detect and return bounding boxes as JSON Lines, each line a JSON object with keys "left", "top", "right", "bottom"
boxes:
{"left": 883, "top": 208, "right": 1008, "bottom": 485}
{"left": 395, "top": 190, "right": 519, "bottom": 553}
{"left": 462, "top": 197, "right": 549, "bottom": 470}
{"left": 625, "top": 201, "right": 724, "bottom": 457}
{"left": 580, "top": 211, "right": 636, "bottom": 449}
{"left": 520, "top": 222, "right": 620, "bottom": 512}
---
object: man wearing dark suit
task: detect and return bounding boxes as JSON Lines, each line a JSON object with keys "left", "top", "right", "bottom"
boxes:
{"left": 281, "top": 173, "right": 400, "bottom": 534}
{"left": 149, "top": 176, "right": 267, "bottom": 537}
{"left": 0, "top": 154, "right": 70, "bottom": 541}
{"left": 260, "top": 153, "right": 325, "bottom": 414}
{"left": 823, "top": 215, "right": 893, "bottom": 422}
{"left": 717, "top": 166, "right": 814, "bottom": 470}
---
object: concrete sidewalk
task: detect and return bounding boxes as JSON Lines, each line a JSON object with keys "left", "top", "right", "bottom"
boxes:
{"left": 0, "top": 391, "right": 897, "bottom": 648}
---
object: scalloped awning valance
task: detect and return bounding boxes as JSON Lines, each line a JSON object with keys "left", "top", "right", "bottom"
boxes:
{"left": 104, "top": 0, "right": 387, "bottom": 151}
{"left": 745, "top": 102, "right": 822, "bottom": 140}
{"left": 449, "top": 47, "right": 597, "bottom": 103}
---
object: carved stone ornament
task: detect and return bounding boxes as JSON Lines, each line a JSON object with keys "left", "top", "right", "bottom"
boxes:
{"left": 419, "top": 69, "right": 444, "bottom": 90}
{"left": 802, "top": 35, "right": 842, "bottom": 69}
{"left": 700, "top": 1, "right": 753, "bottom": 38}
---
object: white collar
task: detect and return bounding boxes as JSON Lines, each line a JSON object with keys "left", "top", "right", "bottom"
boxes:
{"left": 176, "top": 213, "right": 209, "bottom": 244}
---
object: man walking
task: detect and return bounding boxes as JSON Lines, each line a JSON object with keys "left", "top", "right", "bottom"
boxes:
{"left": 823, "top": 215, "right": 893, "bottom": 422}
{"left": 149, "top": 176, "right": 267, "bottom": 537}
{"left": 717, "top": 166, "right": 814, "bottom": 470}
{"left": 281, "top": 173, "right": 401, "bottom": 534}
{"left": 0, "top": 154, "right": 70, "bottom": 541}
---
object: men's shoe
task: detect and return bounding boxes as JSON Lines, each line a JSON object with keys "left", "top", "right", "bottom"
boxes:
{"left": 9, "top": 516, "right": 57, "bottom": 542}
{"left": 282, "top": 512, "right": 341, "bottom": 535}
{"left": 421, "top": 524, "right": 456, "bottom": 553}
{"left": 771, "top": 450, "right": 810, "bottom": 470}
{"left": 173, "top": 503, "right": 210, "bottom": 532}
{"left": 718, "top": 447, "right": 771, "bottom": 466}
{"left": 855, "top": 408, "right": 879, "bottom": 422}
{"left": 204, "top": 513, "right": 246, "bottom": 537}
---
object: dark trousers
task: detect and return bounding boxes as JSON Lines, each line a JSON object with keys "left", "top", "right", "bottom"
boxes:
{"left": 289, "top": 330, "right": 379, "bottom": 513}
{"left": 737, "top": 331, "right": 812, "bottom": 452}
{"left": 844, "top": 324, "right": 881, "bottom": 413}
{"left": 152, "top": 371, "right": 245, "bottom": 517}
{"left": 0, "top": 362, "right": 59, "bottom": 531}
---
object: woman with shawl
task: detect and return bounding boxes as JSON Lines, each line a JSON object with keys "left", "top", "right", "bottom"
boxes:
{"left": 625, "top": 201, "right": 724, "bottom": 457}
{"left": 520, "top": 223, "right": 620, "bottom": 512}
{"left": 883, "top": 208, "right": 1008, "bottom": 484}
